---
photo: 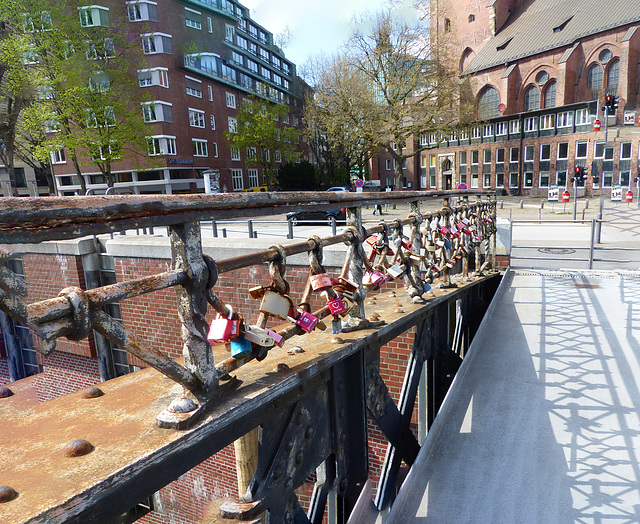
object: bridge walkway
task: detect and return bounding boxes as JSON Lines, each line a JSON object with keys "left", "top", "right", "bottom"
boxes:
{"left": 388, "top": 268, "right": 640, "bottom": 523}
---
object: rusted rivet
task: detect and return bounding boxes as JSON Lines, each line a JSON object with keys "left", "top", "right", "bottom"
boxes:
{"left": 0, "top": 387, "right": 14, "bottom": 398}
{"left": 272, "top": 467, "right": 282, "bottom": 480}
{"left": 305, "top": 426, "right": 314, "bottom": 439}
{"left": 63, "top": 439, "right": 94, "bottom": 458}
{"left": 395, "top": 308, "right": 404, "bottom": 314}
{"left": 285, "top": 476, "right": 293, "bottom": 488}
{"left": 81, "top": 387, "right": 104, "bottom": 399}
{"left": 369, "top": 313, "right": 380, "bottom": 321}
{"left": 0, "top": 486, "right": 18, "bottom": 502}
{"left": 295, "top": 412, "right": 304, "bottom": 426}
{"left": 168, "top": 397, "right": 197, "bottom": 413}
{"left": 287, "top": 346, "right": 304, "bottom": 355}
{"left": 295, "top": 452, "right": 304, "bottom": 465}
{"left": 276, "top": 363, "right": 290, "bottom": 372}
{"left": 331, "top": 337, "right": 344, "bottom": 344}
{"left": 388, "top": 292, "right": 396, "bottom": 297}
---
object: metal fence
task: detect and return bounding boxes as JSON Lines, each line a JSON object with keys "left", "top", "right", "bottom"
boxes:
{"left": 0, "top": 190, "right": 499, "bottom": 524}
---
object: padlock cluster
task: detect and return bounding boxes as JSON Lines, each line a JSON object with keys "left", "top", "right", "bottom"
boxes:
{"left": 309, "top": 273, "right": 358, "bottom": 334}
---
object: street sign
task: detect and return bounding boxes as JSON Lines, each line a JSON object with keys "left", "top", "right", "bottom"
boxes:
{"left": 548, "top": 185, "right": 559, "bottom": 202}
{"left": 611, "top": 184, "right": 622, "bottom": 201}
{"left": 203, "top": 170, "right": 220, "bottom": 194}
{"left": 457, "top": 183, "right": 467, "bottom": 190}
{"left": 355, "top": 179, "right": 364, "bottom": 188}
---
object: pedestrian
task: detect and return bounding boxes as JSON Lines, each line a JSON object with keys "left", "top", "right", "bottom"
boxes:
{"left": 373, "top": 203, "right": 383, "bottom": 215}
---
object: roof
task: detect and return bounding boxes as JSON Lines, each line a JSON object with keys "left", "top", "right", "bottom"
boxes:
{"left": 462, "top": 0, "right": 640, "bottom": 75}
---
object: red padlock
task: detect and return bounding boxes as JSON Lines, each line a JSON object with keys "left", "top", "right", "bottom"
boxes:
{"left": 440, "top": 226, "right": 450, "bottom": 236}
{"left": 310, "top": 273, "right": 333, "bottom": 291}
{"left": 207, "top": 305, "right": 239, "bottom": 343}
{"left": 401, "top": 239, "right": 413, "bottom": 250}
{"left": 327, "top": 296, "right": 348, "bottom": 315}
{"left": 365, "top": 269, "right": 387, "bottom": 286}
{"left": 289, "top": 310, "right": 319, "bottom": 333}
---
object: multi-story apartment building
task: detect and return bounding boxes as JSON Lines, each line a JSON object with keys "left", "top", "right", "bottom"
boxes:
{"left": 50, "top": 0, "right": 306, "bottom": 196}
{"left": 373, "top": 0, "right": 640, "bottom": 197}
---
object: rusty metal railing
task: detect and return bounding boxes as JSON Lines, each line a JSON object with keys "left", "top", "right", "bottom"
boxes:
{"left": 0, "top": 190, "right": 497, "bottom": 522}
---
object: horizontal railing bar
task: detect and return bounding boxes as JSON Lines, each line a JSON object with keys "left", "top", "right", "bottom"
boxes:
{"left": 0, "top": 191, "right": 493, "bottom": 244}
{"left": 510, "top": 219, "right": 603, "bottom": 224}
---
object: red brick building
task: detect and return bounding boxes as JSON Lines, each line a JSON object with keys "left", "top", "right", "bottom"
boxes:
{"left": 49, "top": 0, "right": 308, "bottom": 196}
{"left": 374, "top": 0, "right": 640, "bottom": 196}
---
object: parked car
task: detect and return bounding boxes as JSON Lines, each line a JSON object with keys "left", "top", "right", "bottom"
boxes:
{"left": 287, "top": 188, "right": 347, "bottom": 226}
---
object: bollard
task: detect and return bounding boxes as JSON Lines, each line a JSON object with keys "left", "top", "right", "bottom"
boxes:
{"left": 247, "top": 220, "right": 254, "bottom": 239}
{"left": 500, "top": 200, "right": 504, "bottom": 209}
{"left": 287, "top": 220, "right": 293, "bottom": 240}
{"left": 212, "top": 221, "right": 218, "bottom": 238}
{"left": 222, "top": 228, "right": 227, "bottom": 238}
{"left": 519, "top": 199, "right": 524, "bottom": 209}
{"left": 540, "top": 201, "right": 544, "bottom": 209}
{"left": 253, "top": 231, "right": 258, "bottom": 238}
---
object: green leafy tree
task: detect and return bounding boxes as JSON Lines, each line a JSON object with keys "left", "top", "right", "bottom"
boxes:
{"left": 1, "top": 0, "right": 149, "bottom": 193}
{"left": 225, "top": 96, "right": 301, "bottom": 189}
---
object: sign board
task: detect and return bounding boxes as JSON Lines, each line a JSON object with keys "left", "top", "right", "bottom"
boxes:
{"left": 203, "top": 169, "right": 220, "bottom": 194}
{"left": 355, "top": 179, "right": 364, "bottom": 188}
{"left": 548, "top": 185, "right": 559, "bottom": 201}
{"left": 356, "top": 187, "right": 363, "bottom": 193}
{"left": 611, "top": 184, "right": 622, "bottom": 201}
{"left": 385, "top": 187, "right": 392, "bottom": 192}
{"left": 457, "top": 183, "right": 467, "bottom": 190}
{"left": 625, "top": 111, "right": 636, "bottom": 125}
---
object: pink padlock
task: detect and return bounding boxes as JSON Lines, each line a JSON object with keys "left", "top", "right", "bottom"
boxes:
{"left": 328, "top": 296, "right": 347, "bottom": 315}
{"left": 432, "top": 263, "right": 442, "bottom": 274}
{"left": 265, "top": 328, "right": 284, "bottom": 347}
{"left": 207, "top": 305, "right": 239, "bottom": 343}
{"left": 310, "top": 273, "right": 333, "bottom": 291}
{"left": 401, "top": 239, "right": 413, "bottom": 250}
{"left": 369, "top": 269, "right": 387, "bottom": 286}
{"left": 293, "top": 311, "right": 319, "bottom": 333}
{"left": 440, "top": 227, "right": 450, "bottom": 236}
{"left": 456, "top": 222, "right": 466, "bottom": 230}
{"left": 452, "top": 230, "right": 461, "bottom": 238}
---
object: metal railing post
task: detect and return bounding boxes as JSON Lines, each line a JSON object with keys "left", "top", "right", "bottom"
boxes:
{"left": 596, "top": 197, "right": 604, "bottom": 244}
{"left": 212, "top": 220, "right": 218, "bottom": 238}
{"left": 247, "top": 220, "right": 254, "bottom": 239}
{"left": 589, "top": 218, "right": 596, "bottom": 269}
{"left": 287, "top": 219, "right": 293, "bottom": 239}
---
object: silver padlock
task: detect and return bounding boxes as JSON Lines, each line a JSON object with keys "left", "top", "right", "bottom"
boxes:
{"left": 243, "top": 325, "right": 275, "bottom": 347}
{"left": 386, "top": 264, "right": 405, "bottom": 278}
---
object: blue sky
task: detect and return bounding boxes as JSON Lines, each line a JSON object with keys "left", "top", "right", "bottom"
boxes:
{"left": 242, "top": 0, "right": 420, "bottom": 74}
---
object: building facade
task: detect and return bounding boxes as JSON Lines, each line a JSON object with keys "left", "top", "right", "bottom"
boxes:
{"left": 49, "top": 0, "right": 307, "bottom": 196}
{"left": 373, "top": 0, "right": 640, "bottom": 196}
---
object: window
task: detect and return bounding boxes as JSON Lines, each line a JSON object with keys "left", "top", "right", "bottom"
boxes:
{"left": 185, "top": 76, "right": 202, "bottom": 97}
{"left": 470, "top": 126, "right": 481, "bottom": 139}
{"left": 141, "top": 33, "right": 172, "bottom": 55}
{"left": 259, "top": 31, "right": 267, "bottom": 44}
{"left": 557, "top": 111, "right": 573, "bottom": 128}
{"left": 557, "top": 171, "right": 567, "bottom": 187}
{"left": 495, "top": 122, "right": 506, "bottom": 136}
{"left": 248, "top": 168, "right": 259, "bottom": 188}
{"left": 524, "top": 86, "right": 539, "bottom": 111}
{"left": 509, "top": 120, "right": 520, "bottom": 134}
{"left": 478, "top": 86, "right": 499, "bottom": 119}
{"left": 468, "top": 14, "right": 475, "bottom": 22}
{"left": 188, "top": 108, "right": 205, "bottom": 128}
{"left": 50, "top": 148, "right": 66, "bottom": 164}
{"left": 483, "top": 149, "right": 491, "bottom": 164}
{"left": 524, "top": 145, "right": 534, "bottom": 161}
{"left": 91, "top": 142, "right": 121, "bottom": 161}
{"left": 247, "top": 146, "right": 257, "bottom": 160}
{"left": 228, "top": 117, "right": 237, "bottom": 133}
{"left": 575, "top": 141, "right": 588, "bottom": 159}
{"left": 141, "top": 102, "right": 173, "bottom": 123}
{"left": 210, "top": 114, "right": 216, "bottom": 130}
{"left": 261, "top": 67, "right": 270, "bottom": 80}
{"left": 78, "top": 6, "right": 109, "bottom": 27}
{"left": 249, "top": 42, "right": 257, "bottom": 55}
{"left": 275, "top": 150, "right": 281, "bottom": 162}
{"left": 543, "top": 81, "right": 556, "bottom": 108}
{"left": 540, "top": 144, "right": 550, "bottom": 161}
{"left": 146, "top": 136, "right": 176, "bottom": 156}
{"left": 247, "top": 59, "right": 258, "bottom": 73}
{"left": 509, "top": 173, "right": 518, "bottom": 188}
{"left": 524, "top": 117, "right": 537, "bottom": 132}
{"left": 208, "top": 85, "right": 213, "bottom": 101}
{"left": 226, "top": 92, "right": 236, "bottom": 108}
{"left": 524, "top": 172, "right": 533, "bottom": 187}
{"left": 127, "top": 1, "right": 158, "bottom": 21}
{"left": 539, "top": 172, "right": 549, "bottom": 187}
{"left": 510, "top": 147, "right": 519, "bottom": 163}
{"left": 192, "top": 139, "right": 208, "bottom": 157}
{"left": 207, "top": 17, "right": 212, "bottom": 33}
{"left": 260, "top": 48, "right": 269, "bottom": 62}
{"left": 236, "top": 35, "right": 248, "bottom": 50}
{"left": 89, "top": 72, "right": 110, "bottom": 92}
{"left": 575, "top": 108, "right": 589, "bottom": 125}
{"left": 587, "top": 64, "right": 603, "bottom": 91}
{"left": 483, "top": 124, "right": 494, "bottom": 138}
{"left": 231, "top": 169, "right": 243, "bottom": 190}
{"left": 230, "top": 146, "right": 240, "bottom": 160}
{"left": 621, "top": 142, "right": 631, "bottom": 159}
{"left": 232, "top": 51, "right": 243, "bottom": 65}
{"left": 211, "top": 142, "right": 218, "bottom": 157}
{"left": 225, "top": 24, "right": 234, "bottom": 41}
{"left": 607, "top": 59, "right": 620, "bottom": 93}
{"left": 557, "top": 142, "right": 568, "bottom": 159}
{"left": 137, "top": 68, "right": 169, "bottom": 88}
{"left": 23, "top": 11, "right": 52, "bottom": 32}
{"left": 185, "top": 8, "right": 202, "bottom": 29}
{"left": 540, "top": 114, "right": 555, "bottom": 130}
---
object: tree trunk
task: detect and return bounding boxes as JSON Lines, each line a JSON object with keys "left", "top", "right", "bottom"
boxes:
{"left": 70, "top": 151, "right": 87, "bottom": 194}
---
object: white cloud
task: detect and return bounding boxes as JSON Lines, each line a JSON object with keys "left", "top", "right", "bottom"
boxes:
{"left": 242, "top": 0, "right": 419, "bottom": 70}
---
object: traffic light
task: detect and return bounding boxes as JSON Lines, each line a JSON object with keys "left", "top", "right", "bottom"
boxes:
{"left": 604, "top": 94, "right": 619, "bottom": 115}
{"left": 573, "top": 166, "right": 584, "bottom": 183}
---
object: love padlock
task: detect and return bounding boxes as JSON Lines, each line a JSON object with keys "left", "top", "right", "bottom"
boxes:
{"left": 310, "top": 273, "right": 333, "bottom": 291}
{"left": 456, "top": 221, "right": 466, "bottom": 230}
{"left": 423, "top": 282, "right": 432, "bottom": 293}
{"left": 444, "top": 239, "right": 452, "bottom": 249}
{"left": 288, "top": 310, "right": 320, "bottom": 333}
{"left": 265, "top": 328, "right": 284, "bottom": 347}
{"left": 259, "top": 290, "right": 292, "bottom": 320}
{"left": 364, "top": 269, "right": 387, "bottom": 286}
{"left": 426, "top": 243, "right": 436, "bottom": 252}
{"left": 249, "top": 285, "right": 266, "bottom": 299}
{"left": 445, "top": 259, "right": 455, "bottom": 269}
{"left": 440, "top": 226, "right": 450, "bottom": 236}
{"left": 386, "top": 264, "right": 405, "bottom": 279}
{"left": 401, "top": 238, "right": 413, "bottom": 250}
{"left": 243, "top": 325, "right": 275, "bottom": 347}
{"left": 230, "top": 335, "right": 253, "bottom": 358}
{"left": 207, "top": 305, "right": 239, "bottom": 343}
{"left": 327, "top": 296, "right": 348, "bottom": 315}
{"left": 452, "top": 230, "right": 461, "bottom": 238}
{"left": 431, "top": 263, "right": 442, "bottom": 274}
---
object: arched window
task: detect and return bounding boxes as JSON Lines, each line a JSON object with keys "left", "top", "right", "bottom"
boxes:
{"left": 607, "top": 59, "right": 619, "bottom": 94}
{"left": 444, "top": 18, "right": 451, "bottom": 32}
{"left": 524, "top": 85, "right": 540, "bottom": 111}
{"left": 460, "top": 48, "right": 474, "bottom": 73}
{"left": 544, "top": 81, "right": 556, "bottom": 108}
{"left": 587, "top": 63, "right": 603, "bottom": 91}
{"left": 477, "top": 86, "right": 499, "bottom": 119}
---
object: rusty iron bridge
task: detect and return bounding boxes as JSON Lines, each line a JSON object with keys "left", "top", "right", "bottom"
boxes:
{"left": 0, "top": 190, "right": 502, "bottom": 523}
